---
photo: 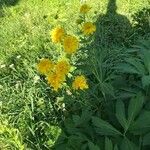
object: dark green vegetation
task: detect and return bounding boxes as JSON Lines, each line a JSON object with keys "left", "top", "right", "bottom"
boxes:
{"left": 0, "top": 0, "right": 150, "bottom": 149}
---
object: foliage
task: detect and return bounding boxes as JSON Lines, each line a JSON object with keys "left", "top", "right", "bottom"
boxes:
{"left": 0, "top": 118, "right": 24, "bottom": 150}
{"left": 132, "top": 7, "right": 150, "bottom": 36}
{"left": 53, "top": 39, "right": 150, "bottom": 150}
{"left": 0, "top": 0, "right": 150, "bottom": 149}
{"left": 51, "top": 3, "right": 150, "bottom": 149}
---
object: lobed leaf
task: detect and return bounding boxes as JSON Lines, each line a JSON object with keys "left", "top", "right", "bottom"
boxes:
{"left": 127, "top": 93, "right": 144, "bottom": 128}
{"left": 92, "top": 117, "right": 122, "bottom": 136}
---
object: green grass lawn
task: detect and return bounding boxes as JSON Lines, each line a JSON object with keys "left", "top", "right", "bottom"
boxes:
{"left": 0, "top": 0, "right": 149, "bottom": 60}
{"left": 0, "top": 0, "right": 149, "bottom": 59}
{"left": 0, "top": 0, "right": 150, "bottom": 149}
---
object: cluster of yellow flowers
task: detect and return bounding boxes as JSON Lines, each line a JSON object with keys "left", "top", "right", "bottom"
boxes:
{"left": 37, "top": 58, "right": 88, "bottom": 91}
{"left": 37, "top": 59, "right": 69, "bottom": 91}
{"left": 37, "top": 3, "right": 95, "bottom": 92}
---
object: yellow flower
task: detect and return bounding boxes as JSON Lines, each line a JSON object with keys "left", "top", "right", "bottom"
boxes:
{"left": 82, "top": 22, "right": 96, "bottom": 35}
{"left": 63, "top": 35, "right": 79, "bottom": 54}
{"left": 55, "top": 60, "right": 71, "bottom": 75}
{"left": 51, "top": 27, "right": 65, "bottom": 43}
{"left": 37, "top": 58, "right": 54, "bottom": 75}
{"left": 80, "top": 4, "right": 91, "bottom": 14}
{"left": 47, "top": 72, "right": 65, "bottom": 91}
{"left": 72, "top": 75, "right": 88, "bottom": 90}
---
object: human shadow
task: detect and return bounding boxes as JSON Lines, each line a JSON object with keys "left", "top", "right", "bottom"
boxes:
{"left": 93, "top": 0, "right": 132, "bottom": 47}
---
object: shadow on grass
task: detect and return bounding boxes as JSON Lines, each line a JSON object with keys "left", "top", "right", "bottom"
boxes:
{"left": 0, "top": 0, "right": 20, "bottom": 17}
{"left": 0, "top": 0, "right": 19, "bottom": 7}
{"left": 132, "top": 7, "right": 150, "bottom": 38}
{"left": 93, "top": 0, "right": 132, "bottom": 47}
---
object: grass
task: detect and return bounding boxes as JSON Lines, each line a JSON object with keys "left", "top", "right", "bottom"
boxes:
{"left": 0, "top": 0, "right": 149, "bottom": 149}
{"left": 0, "top": 0, "right": 149, "bottom": 60}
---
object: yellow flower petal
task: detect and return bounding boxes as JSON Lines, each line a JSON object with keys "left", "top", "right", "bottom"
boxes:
{"left": 55, "top": 60, "right": 71, "bottom": 75}
{"left": 63, "top": 35, "right": 79, "bottom": 54}
{"left": 47, "top": 72, "right": 65, "bottom": 91}
{"left": 51, "top": 27, "right": 65, "bottom": 43}
{"left": 37, "top": 58, "right": 54, "bottom": 75}
{"left": 72, "top": 75, "right": 88, "bottom": 90}
{"left": 82, "top": 22, "right": 96, "bottom": 35}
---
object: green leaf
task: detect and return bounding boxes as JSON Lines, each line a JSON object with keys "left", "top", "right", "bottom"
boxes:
{"left": 120, "top": 138, "right": 139, "bottom": 150}
{"left": 143, "top": 132, "right": 150, "bottom": 145}
{"left": 80, "top": 109, "right": 92, "bottom": 124}
{"left": 116, "top": 100, "right": 127, "bottom": 130}
{"left": 125, "top": 58, "right": 145, "bottom": 75}
{"left": 142, "top": 49, "right": 150, "bottom": 74}
{"left": 88, "top": 142, "right": 100, "bottom": 150}
{"left": 67, "top": 134, "right": 87, "bottom": 149}
{"left": 116, "top": 63, "right": 140, "bottom": 75}
{"left": 105, "top": 137, "right": 113, "bottom": 150}
{"left": 142, "top": 75, "right": 150, "bottom": 88}
{"left": 92, "top": 117, "right": 121, "bottom": 136}
{"left": 72, "top": 109, "right": 92, "bottom": 126}
{"left": 127, "top": 93, "right": 144, "bottom": 128}
{"left": 53, "top": 143, "right": 68, "bottom": 150}
{"left": 101, "top": 82, "right": 114, "bottom": 97}
{"left": 72, "top": 115, "right": 80, "bottom": 125}
{"left": 81, "top": 143, "right": 88, "bottom": 150}
{"left": 129, "top": 110, "right": 150, "bottom": 135}
{"left": 114, "top": 145, "right": 118, "bottom": 150}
